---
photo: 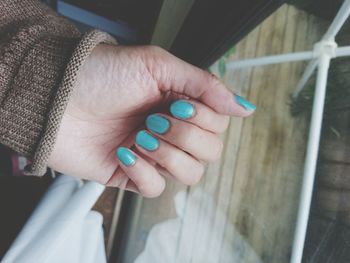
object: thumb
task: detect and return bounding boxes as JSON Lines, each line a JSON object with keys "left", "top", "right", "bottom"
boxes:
{"left": 145, "top": 46, "right": 256, "bottom": 117}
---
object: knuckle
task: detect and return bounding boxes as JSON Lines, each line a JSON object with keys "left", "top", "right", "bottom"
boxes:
{"left": 139, "top": 184, "right": 164, "bottom": 198}
{"left": 144, "top": 45, "right": 167, "bottom": 58}
{"left": 180, "top": 125, "right": 197, "bottom": 148}
{"left": 163, "top": 152, "right": 179, "bottom": 172}
{"left": 162, "top": 148, "right": 204, "bottom": 186}
{"left": 186, "top": 163, "right": 205, "bottom": 186}
{"left": 220, "top": 116, "right": 230, "bottom": 133}
{"left": 210, "top": 139, "right": 224, "bottom": 162}
{"left": 209, "top": 114, "right": 230, "bottom": 133}
{"left": 105, "top": 170, "right": 126, "bottom": 188}
{"left": 139, "top": 174, "right": 165, "bottom": 198}
{"left": 145, "top": 45, "right": 164, "bottom": 55}
{"left": 208, "top": 73, "right": 224, "bottom": 89}
{"left": 141, "top": 45, "right": 171, "bottom": 88}
{"left": 143, "top": 188, "right": 164, "bottom": 198}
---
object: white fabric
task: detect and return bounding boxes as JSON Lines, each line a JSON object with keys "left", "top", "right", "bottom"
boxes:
{"left": 3, "top": 175, "right": 106, "bottom": 263}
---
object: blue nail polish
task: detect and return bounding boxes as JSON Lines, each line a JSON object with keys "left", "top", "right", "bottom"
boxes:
{"left": 146, "top": 114, "right": 170, "bottom": 134}
{"left": 136, "top": 130, "right": 159, "bottom": 151}
{"left": 116, "top": 147, "right": 136, "bottom": 166}
{"left": 170, "top": 100, "right": 195, "bottom": 119}
{"left": 234, "top": 95, "right": 256, "bottom": 111}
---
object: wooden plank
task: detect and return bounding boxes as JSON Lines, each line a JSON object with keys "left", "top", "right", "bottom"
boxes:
{"left": 223, "top": 6, "right": 298, "bottom": 262}
{"left": 118, "top": 5, "right": 326, "bottom": 263}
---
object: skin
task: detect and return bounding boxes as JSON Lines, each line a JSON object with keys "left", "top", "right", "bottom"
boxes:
{"left": 48, "top": 44, "right": 255, "bottom": 198}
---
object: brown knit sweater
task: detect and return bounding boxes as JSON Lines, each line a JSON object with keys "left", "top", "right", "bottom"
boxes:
{"left": 0, "top": 0, "right": 116, "bottom": 176}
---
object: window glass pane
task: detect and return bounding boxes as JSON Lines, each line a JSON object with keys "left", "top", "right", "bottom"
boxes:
{"left": 117, "top": 4, "right": 350, "bottom": 263}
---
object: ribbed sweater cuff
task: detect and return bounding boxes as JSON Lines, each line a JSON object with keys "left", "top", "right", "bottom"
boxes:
{"left": 24, "top": 30, "right": 116, "bottom": 176}
{"left": 0, "top": 1, "right": 117, "bottom": 176}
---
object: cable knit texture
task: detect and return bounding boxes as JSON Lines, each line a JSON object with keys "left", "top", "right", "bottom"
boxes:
{"left": 0, "top": 0, "right": 116, "bottom": 175}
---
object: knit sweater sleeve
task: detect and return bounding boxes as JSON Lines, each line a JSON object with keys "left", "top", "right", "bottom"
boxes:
{"left": 0, "top": 0, "right": 116, "bottom": 176}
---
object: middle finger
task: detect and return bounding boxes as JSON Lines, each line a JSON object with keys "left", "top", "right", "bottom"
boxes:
{"left": 145, "top": 113, "right": 223, "bottom": 162}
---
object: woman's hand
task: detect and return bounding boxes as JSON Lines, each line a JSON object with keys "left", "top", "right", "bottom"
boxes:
{"left": 48, "top": 44, "right": 256, "bottom": 197}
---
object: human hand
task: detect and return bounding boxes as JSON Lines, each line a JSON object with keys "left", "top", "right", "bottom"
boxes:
{"left": 48, "top": 44, "right": 256, "bottom": 197}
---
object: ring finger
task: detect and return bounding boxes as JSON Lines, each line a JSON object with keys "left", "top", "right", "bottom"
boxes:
{"left": 135, "top": 130, "right": 205, "bottom": 185}
{"left": 145, "top": 114, "right": 223, "bottom": 162}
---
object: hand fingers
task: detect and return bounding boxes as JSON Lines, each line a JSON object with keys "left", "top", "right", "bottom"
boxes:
{"left": 143, "top": 46, "right": 256, "bottom": 116}
{"left": 114, "top": 147, "right": 166, "bottom": 198}
{"left": 167, "top": 99, "right": 229, "bottom": 133}
{"left": 147, "top": 100, "right": 229, "bottom": 134}
{"left": 107, "top": 164, "right": 173, "bottom": 194}
{"left": 106, "top": 166, "right": 139, "bottom": 193}
{"left": 135, "top": 130, "right": 204, "bottom": 185}
{"left": 145, "top": 112, "right": 223, "bottom": 162}
{"left": 106, "top": 144, "right": 157, "bottom": 193}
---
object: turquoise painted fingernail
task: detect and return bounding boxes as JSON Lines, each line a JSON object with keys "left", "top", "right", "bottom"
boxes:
{"left": 116, "top": 147, "right": 136, "bottom": 166}
{"left": 136, "top": 130, "right": 159, "bottom": 151}
{"left": 146, "top": 114, "right": 170, "bottom": 134}
{"left": 234, "top": 95, "right": 256, "bottom": 111}
{"left": 170, "top": 100, "right": 195, "bottom": 119}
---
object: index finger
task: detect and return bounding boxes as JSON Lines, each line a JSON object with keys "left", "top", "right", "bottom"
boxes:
{"left": 144, "top": 46, "right": 256, "bottom": 116}
{"left": 169, "top": 99, "right": 230, "bottom": 133}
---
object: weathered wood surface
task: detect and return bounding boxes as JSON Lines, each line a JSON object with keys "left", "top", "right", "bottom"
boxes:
{"left": 121, "top": 5, "right": 327, "bottom": 263}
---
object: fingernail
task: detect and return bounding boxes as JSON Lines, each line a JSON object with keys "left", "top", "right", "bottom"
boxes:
{"left": 234, "top": 94, "right": 256, "bottom": 111}
{"left": 170, "top": 100, "right": 195, "bottom": 119}
{"left": 136, "top": 130, "right": 159, "bottom": 151}
{"left": 116, "top": 147, "right": 136, "bottom": 166}
{"left": 146, "top": 114, "right": 170, "bottom": 134}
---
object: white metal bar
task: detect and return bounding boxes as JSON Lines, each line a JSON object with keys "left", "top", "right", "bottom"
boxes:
{"left": 290, "top": 54, "right": 331, "bottom": 263}
{"left": 335, "top": 45, "right": 350, "bottom": 57}
{"left": 292, "top": 45, "right": 350, "bottom": 97}
{"left": 226, "top": 45, "right": 350, "bottom": 71}
{"left": 322, "top": 0, "right": 350, "bottom": 41}
{"left": 226, "top": 51, "right": 314, "bottom": 69}
{"left": 292, "top": 59, "right": 318, "bottom": 98}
